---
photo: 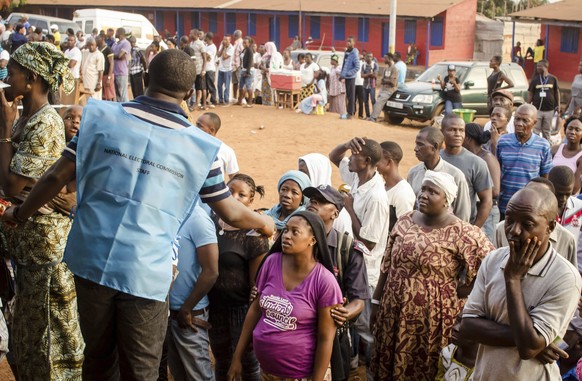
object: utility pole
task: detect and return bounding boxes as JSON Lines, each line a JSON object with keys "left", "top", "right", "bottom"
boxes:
{"left": 389, "top": 0, "right": 397, "bottom": 53}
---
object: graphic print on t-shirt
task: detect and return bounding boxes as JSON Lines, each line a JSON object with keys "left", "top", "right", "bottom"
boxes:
{"left": 260, "top": 294, "right": 297, "bottom": 331}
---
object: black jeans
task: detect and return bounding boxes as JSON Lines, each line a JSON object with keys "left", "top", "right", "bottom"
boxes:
{"left": 74, "top": 276, "right": 168, "bottom": 381}
{"left": 345, "top": 78, "right": 356, "bottom": 116}
{"left": 129, "top": 72, "right": 145, "bottom": 98}
{"left": 209, "top": 304, "right": 260, "bottom": 381}
{"left": 356, "top": 85, "right": 364, "bottom": 117}
{"left": 205, "top": 71, "right": 218, "bottom": 105}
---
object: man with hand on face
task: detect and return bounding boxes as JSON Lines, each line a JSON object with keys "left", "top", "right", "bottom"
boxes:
{"left": 305, "top": 185, "right": 369, "bottom": 381}
{"left": 461, "top": 186, "right": 581, "bottom": 381}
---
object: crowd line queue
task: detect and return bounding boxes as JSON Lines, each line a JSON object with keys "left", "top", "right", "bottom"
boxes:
{"left": 1, "top": 23, "right": 582, "bottom": 381}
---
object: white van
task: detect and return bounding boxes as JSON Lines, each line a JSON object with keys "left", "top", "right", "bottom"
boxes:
{"left": 73, "top": 9, "right": 159, "bottom": 50}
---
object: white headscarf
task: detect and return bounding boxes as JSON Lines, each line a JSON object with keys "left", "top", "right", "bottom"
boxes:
{"left": 422, "top": 170, "right": 458, "bottom": 206}
{"left": 298, "top": 153, "right": 333, "bottom": 186}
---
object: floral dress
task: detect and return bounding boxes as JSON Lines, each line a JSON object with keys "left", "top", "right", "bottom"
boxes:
{"left": 371, "top": 212, "right": 492, "bottom": 381}
{"left": 2, "top": 105, "right": 84, "bottom": 380}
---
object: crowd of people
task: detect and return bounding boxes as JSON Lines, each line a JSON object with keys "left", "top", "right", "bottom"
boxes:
{"left": 0, "top": 22, "right": 582, "bottom": 381}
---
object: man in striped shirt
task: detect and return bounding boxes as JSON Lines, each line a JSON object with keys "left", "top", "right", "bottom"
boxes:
{"left": 3, "top": 49, "right": 274, "bottom": 380}
{"left": 496, "top": 104, "right": 553, "bottom": 219}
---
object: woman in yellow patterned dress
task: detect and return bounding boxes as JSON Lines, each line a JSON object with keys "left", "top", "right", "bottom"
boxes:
{"left": 0, "top": 42, "right": 84, "bottom": 380}
{"left": 370, "top": 171, "right": 492, "bottom": 381}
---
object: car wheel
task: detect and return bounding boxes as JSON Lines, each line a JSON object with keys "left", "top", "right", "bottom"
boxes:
{"left": 387, "top": 115, "right": 405, "bottom": 125}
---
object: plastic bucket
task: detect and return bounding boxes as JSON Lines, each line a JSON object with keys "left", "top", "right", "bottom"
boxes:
{"left": 452, "top": 109, "right": 477, "bottom": 123}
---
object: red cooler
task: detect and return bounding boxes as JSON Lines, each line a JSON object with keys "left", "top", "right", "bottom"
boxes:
{"left": 270, "top": 70, "right": 302, "bottom": 90}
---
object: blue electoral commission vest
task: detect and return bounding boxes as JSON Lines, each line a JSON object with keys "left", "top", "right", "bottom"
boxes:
{"left": 64, "top": 99, "right": 221, "bottom": 301}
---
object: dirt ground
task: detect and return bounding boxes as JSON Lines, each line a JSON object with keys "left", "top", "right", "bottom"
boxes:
{"left": 203, "top": 103, "right": 427, "bottom": 209}
{"left": 0, "top": 104, "right": 435, "bottom": 381}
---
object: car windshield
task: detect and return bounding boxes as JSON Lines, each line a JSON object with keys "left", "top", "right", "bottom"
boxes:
{"left": 417, "top": 64, "right": 469, "bottom": 83}
{"left": 54, "top": 21, "right": 80, "bottom": 34}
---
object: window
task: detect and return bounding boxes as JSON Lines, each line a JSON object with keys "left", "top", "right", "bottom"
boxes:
{"left": 561, "top": 27, "right": 579, "bottom": 53}
{"left": 464, "top": 67, "right": 489, "bottom": 90}
{"left": 208, "top": 12, "right": 217, "bottom": 33}
{"left": 249, "top": 13, "right": 256, "bottom": 36}
{"left": 84, "top": 20, "right": 93, "bottom": 35}
{"left": 310, "top": 16, "right": 320, "bottom": 39}
{"left": 358, "top": 18, "right": 368, "bottom": 43}
{"left": 430, "top": 18, "right": 444, "bottom": 47}
{"left": 226, "top": 13, "right": 236, "bottom": 34}
{"left": 404, "top": 20, "right": 416, "bottom": 44}
{"left": 334, "top": 17, "right": 345, "bottom": 42}
{"left": 288, "top": 15, "right": 298, "bottom": 38}
{"left": 192, "top": 12, "right": 200, "bottom": 29}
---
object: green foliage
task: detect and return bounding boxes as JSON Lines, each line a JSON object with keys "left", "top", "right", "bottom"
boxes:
{"left": 478, "top": 0, "right": 548, "bottom": 18}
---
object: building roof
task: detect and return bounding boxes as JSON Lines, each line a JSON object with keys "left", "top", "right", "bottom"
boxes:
{"left": 26, "top": 0, "right": 467, "bottom": 18}
{"left": 510, "top": 0, "right": 582, "bottom": 24}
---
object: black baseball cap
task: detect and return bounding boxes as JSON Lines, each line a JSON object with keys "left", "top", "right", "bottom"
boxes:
{"left": 303, "top": 185, "right": 345, "bottom": 211}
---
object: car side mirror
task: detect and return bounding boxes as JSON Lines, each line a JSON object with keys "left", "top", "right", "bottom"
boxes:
{"left": 464, "top": 81, "right": 474, "bottom": 89}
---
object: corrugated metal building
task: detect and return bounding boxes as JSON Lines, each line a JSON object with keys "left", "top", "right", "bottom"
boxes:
{"left": 20, "top": 0, "right": 477, "bottom": 66}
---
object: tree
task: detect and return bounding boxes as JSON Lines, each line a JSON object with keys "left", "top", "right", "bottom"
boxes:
{"left": 0, "top": 0, "right": 23, "bottom": 10}
{"left": 478, "top": 0, "right": 548, "bottom": 18}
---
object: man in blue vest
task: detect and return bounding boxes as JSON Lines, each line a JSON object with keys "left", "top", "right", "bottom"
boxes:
{"left": 2, "top": 49, "right": 274, "bottom": 380}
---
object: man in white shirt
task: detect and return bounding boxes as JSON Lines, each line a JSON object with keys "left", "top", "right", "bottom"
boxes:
{"left": 65, "top": 35, "right": 82, "bottom": 80}
{"left": 194, "top": 112, "right": 239, "bottom": 180}
{"left": 217, "top": 36, "right": 234, "bottom": 105}
{"left": 355, "top": 54, "right": 365, "bottom": 119}
{"left": 231, "top": 30, "right": 243, "bottom": 103}
{"left": 377, "top": 141, "right": 416, "bottom": 232}
{"left": 189, "top": 29, "right": 207, "bottom": 110}
{"left": 63, "top": 35, "right": 82, "bottom": 105}
{"left": 204, "top": 32, "right": 217, "bottom": 108}
{"left": 329, "top": 136, "right": 390, "bottom": 373}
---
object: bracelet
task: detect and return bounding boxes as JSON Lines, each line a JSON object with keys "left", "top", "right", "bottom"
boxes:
{"left": 371, "top": 298, "right": 380, "bottom": 305}
{"left": 13, "top": 205, "right": 28, "bottom": 224}
{"left": 0, "top": 138, "right": 11, "bottom": 143}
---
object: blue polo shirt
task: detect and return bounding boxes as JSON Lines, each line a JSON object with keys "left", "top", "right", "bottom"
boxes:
{"left": 496, "top": 133, "right": 553, "bottom": 213}
{"left": 169, "top": 205, "right": 217, "bottom": 311}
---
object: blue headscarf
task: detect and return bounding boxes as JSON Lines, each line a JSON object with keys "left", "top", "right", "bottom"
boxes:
{"left": 265, "top": 170, "right": 312, "bottom": 230}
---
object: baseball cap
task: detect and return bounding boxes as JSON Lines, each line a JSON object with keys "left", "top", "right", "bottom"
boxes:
{"left": 491, "top": 89, "right": 514, "bottom": 103}
{"left": 0, "top": 50, "right": 9, "bottom": 62}
{"left": 447, "top": 64, "right": 456, "bottom": 71}
{"left": 303, "top": 185, "right": 344, "bottom": 211}
{"left": 50, "top": 24, "right": 58, "bottom": 30}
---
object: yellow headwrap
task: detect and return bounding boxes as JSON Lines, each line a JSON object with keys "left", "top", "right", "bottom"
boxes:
{"left": 12, "top": 42, "right": 75, "bottom": 94}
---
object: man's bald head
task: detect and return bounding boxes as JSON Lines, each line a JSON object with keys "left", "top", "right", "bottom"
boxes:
{"left": 508, "top": 186, "right": 558, "bottom": 222}
{"left": 516, "top": 104, "right": 538, "bottom": 119}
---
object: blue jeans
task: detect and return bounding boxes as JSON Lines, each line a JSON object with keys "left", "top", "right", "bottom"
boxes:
{"left": 364, "top": 87, "right": 376, "bottom": 118}
{"left": 482, "top": 204, "right": 500, "bottom": 243}
{"left": 445, "top": 100, "right": 463, "bottom": 115}
{"left": 217, "top": 70, "right": 231, "bottom": 103}
{"left": 209, "top": 305, "right": 259, "bottom": 381}
{"left": 167, "top": 310, "right": 214, "bottom": 381}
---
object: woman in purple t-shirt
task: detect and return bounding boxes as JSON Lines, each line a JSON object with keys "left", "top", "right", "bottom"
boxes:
{"left": 228, "top": 210, "right": 343, "bottom": 381}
